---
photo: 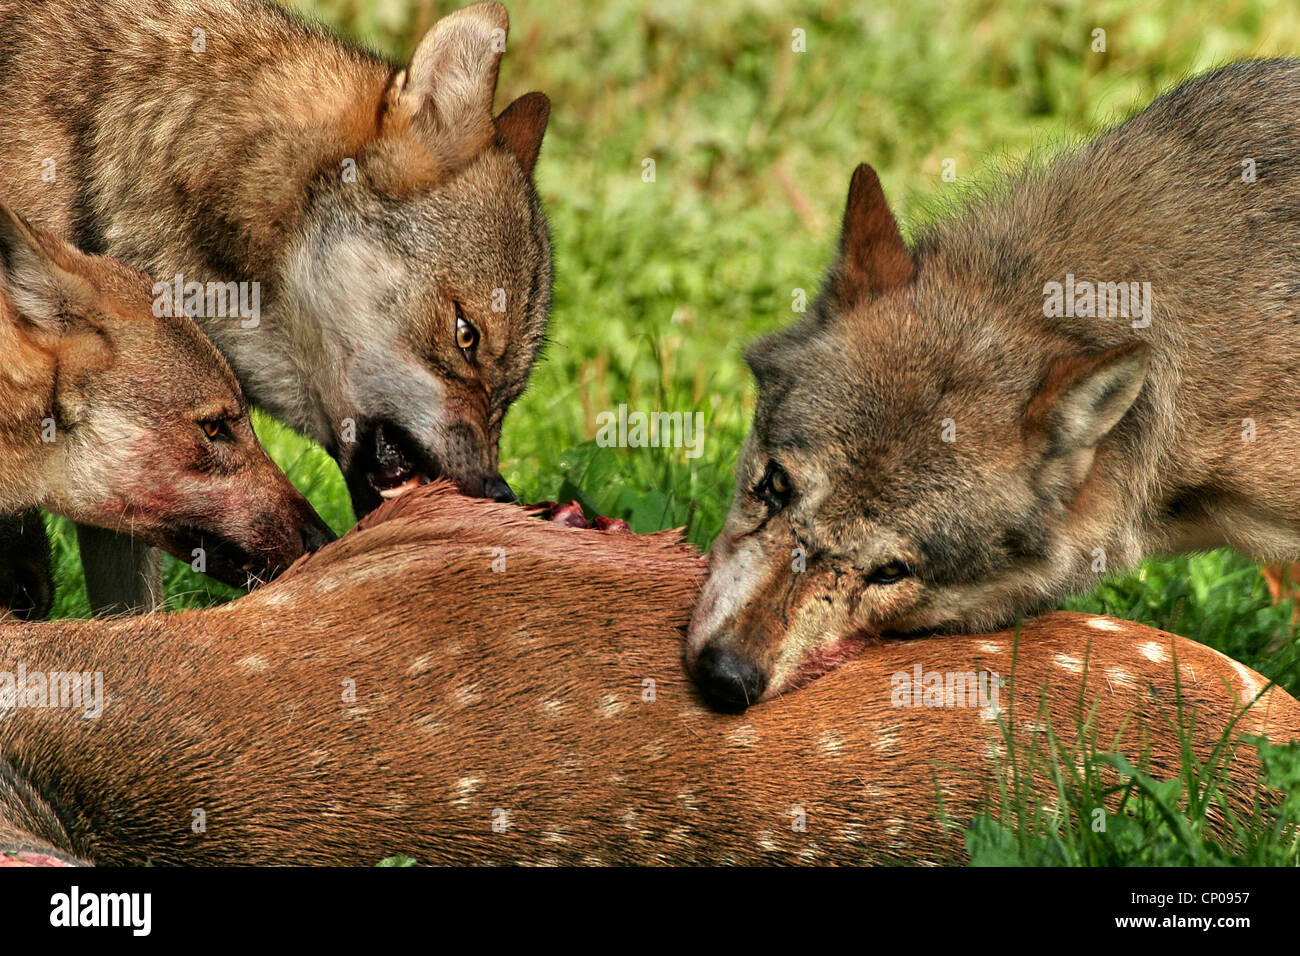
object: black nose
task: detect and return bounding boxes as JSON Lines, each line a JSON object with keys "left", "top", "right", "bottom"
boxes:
{"left": 692, "top": 644, "right": 768, "bottom": 712}
{"left": 484, "top": 474, "right": 517, "bottom": 503}
{"left": 301, "top": 516, "right": 337, "bottom": 553}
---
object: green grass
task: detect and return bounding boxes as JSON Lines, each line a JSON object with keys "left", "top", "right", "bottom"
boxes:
{"left": 955, "top": 627, "right": 1300, "bottom": 865}
{"left": 39, "top": 0, "right": 1300, "bottom": 862}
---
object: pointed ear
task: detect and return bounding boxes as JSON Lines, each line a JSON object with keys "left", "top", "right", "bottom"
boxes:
{"left": 495, "top": 92, "right": 550, "bottom": 177}
{"left": 0, "top": 202, "right": 92, "bottom": 335}
{"left": 390, "top": 2, "right": 508, "bottom": 140}
{"left": 831, "top": 163, "right": 914, "bottom": 306}
{"left": 1025, "top": 341, "right": 1149, "bottom": 489}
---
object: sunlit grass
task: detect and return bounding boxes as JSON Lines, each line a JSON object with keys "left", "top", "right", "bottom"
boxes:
{"left": 37, "top": 0, "right": 1300, "bottom": 863}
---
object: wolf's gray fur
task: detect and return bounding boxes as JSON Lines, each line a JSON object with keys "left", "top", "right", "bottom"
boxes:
{"left": 689, "top": 60, "right": 1300, "bottom": 708}
{"left": 0, "top": 0, "right": 552, "bottom": 612}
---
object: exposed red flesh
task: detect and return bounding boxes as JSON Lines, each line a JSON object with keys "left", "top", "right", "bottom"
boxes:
{"left": 0, "top": 849, "right": 78, "bottom": 867}
{"left": 526, "top": 500, "right": 632, "bottom": 533}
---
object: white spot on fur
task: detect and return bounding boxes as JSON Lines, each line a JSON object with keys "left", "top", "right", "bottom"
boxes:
{"left": 239, "top": 654, "right": 268, "bottom": 674}
{"left": 872, "top": 724, "right": 902, "bottom": 753}
{"left": 1105, "top": 667, "right": 1137, "bottom": 687}
{"left": 408, "top": 655, "right": 433, "bottom": 676}
{"left": 414, "top": 714, "right": 444, "bottom": 734}
{"left": 818, "top": 730, "right": 844, "bottom": 756}
{"left": 838, "top": 823, "right": 865, "bottom": 843}
{"left": 1053, "top": 653, "right": 1084, "bottom": 674}
{"left": 448, "top": 684, "right": 481, "bottom": 709}
{"left": 318, "top": 561, "right": 415, "bottom": 597}
{"left": 1138, "top": 641, "right": 1167, "bottom": 663}
{"left": 450, "top": 778, "right": 480, "bottom": 807}
{"left": 1232, "top": 661, "right": 1264, "bottom": 701}
{"left": 597, "top": 694, "right": 625, "bottom": 718}
{"left": 1088, "top": 618, "right": 1123, "bottom": 632}
{"left": 728, "top": 724, "right": 759, "bottom": 748}
{"left": 539, "top": 698, "right": 566, "bottom": 717}
{"left": 976, "top": 641, "right": 1004, "bottom": 654}
{"left": 258, "top": 589, "right": 295, "bottom": 607}
{"left": 640, "top": 739, "right": 667, "bottom": 761}
{"left": 316, "top": 573, "right": 346, "bottom": 593}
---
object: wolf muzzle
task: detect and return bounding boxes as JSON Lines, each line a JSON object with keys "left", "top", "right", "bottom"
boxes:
{"left": 688, "top": 640, "right": 768, "bottom": 712}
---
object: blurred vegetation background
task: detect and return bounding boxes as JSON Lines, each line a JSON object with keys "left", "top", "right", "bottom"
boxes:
{"left": 43, "top": 0, "right": 1300, "bottom": 704}
{"left": 30, "top": 0, "right": 1300, "bottom": 867}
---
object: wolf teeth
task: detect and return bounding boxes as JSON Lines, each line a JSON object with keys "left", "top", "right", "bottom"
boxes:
{"left": 379, "top": 476, "right": 424, "bottom": 499}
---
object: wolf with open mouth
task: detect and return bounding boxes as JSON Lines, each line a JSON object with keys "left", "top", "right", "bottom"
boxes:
{"left": 0, "top": 0, "right": 551, "bottom": 610}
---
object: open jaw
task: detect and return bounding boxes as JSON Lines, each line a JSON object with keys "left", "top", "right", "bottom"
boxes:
{"left": 345, "top": 422, "right": 441, "bottom": 515}
{"left": 160, "top": 527, "right": 277, "bottom": 590}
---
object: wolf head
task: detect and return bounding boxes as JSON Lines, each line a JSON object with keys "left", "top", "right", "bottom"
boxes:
{"left": 284, "top": 2, "right": 552, "bottom": 516}
{"left": 687, "top": 164, "right": 1150, "bottom": 709}
{"left": 0, "top": 203, "right": 335, "bottom": 589}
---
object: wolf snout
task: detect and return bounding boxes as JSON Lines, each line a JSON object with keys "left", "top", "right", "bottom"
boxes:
{"left": 482, "top": 473, "right": 516, "bottom": 503}
{"left": 208, "top": 492, "right": 335, "bottom": 588}
{"left": 299, "top": 511, "right": 337, "bottom": 553}
{"left": 689, "top": 642, "right": 768, "bottom": 712}
{"left": 266, "top": 496, "right": 336, "bottom": 570}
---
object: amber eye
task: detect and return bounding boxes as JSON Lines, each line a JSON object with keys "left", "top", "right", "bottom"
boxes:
{"left": 754, "top": 461, "right": 793, "bottom": 514}
{"left": 867, "top": 561, "right": 910, "bottom": 585}
{"left": 200, "top": 419, "right": 229, "bottom": 442}
{"left": 455, "top": 306, "right": 479, "bottom": 353}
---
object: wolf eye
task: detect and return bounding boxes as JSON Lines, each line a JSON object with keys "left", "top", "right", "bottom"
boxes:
{"left": 754, "top": 461, "right": 793, "bottom": 514}
{"left": 199, "top": 419, "right": 230, "bottom": 442}
{"left": 867, "top": 561, "right": 910, "bottom": 585}
{"left": 454, "top": 305, "right": 479, "bottom": 355}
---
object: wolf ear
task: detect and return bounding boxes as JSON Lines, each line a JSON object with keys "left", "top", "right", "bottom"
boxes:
{"left": 1025, "top": 341, "right": 1149, "bottom": 491}
{"left": 495, "top": 92, "right": 550, "bottom": 177}
{"left": 0, "top": 203, "right": 93, "bottom": 336}
{"left": 390, "top": 2, "right": 508, "bottom": 142}
{"left": 830, "top": 164, "right": 914, "bottom": 308}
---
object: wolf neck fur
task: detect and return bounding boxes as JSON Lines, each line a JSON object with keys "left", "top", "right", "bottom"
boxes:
{"left": 128, "top": 2, "right": 394, "bottom": 441}
{"left": 0, "top": 323, "right": 57, "bottom": 512}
